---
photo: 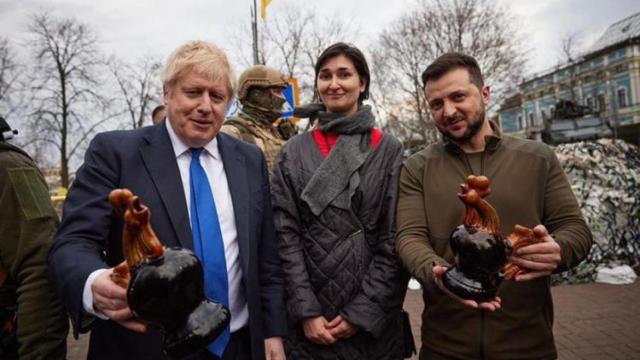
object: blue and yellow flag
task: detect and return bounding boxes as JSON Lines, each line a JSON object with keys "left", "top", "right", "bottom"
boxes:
{"left": 261, "top": 0, "right": 272, "bottom": 20}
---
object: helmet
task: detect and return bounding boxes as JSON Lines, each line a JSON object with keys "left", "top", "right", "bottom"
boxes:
{"left": 237, "top": 65, "right": 287, "bottom": 101}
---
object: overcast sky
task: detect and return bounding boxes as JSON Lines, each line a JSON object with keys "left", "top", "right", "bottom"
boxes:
{"left": 1, "top": 0, "right": 639, "bottom": 76}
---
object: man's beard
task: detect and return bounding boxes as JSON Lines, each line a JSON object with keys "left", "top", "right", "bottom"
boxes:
{"left": 439, "top": 108, "right": 485, "bottom": 144}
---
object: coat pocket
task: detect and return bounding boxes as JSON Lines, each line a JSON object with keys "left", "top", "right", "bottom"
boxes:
{"left": 320, "top": 230, "right": 363, "bottom": 276}
{"left": 313, "top": 229, "right": 366, "bottom": 289}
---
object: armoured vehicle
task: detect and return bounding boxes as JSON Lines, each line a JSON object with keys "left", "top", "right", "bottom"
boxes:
{"left": 542, "top": 100, "right": 612, "bottom": 145}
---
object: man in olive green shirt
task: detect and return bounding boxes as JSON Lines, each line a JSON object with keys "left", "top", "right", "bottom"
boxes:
{"left": 396, "top": 54, "right": 592, "bottom": 360}
{"left": 0, "top": 118, "right": 68, "bottom": 359}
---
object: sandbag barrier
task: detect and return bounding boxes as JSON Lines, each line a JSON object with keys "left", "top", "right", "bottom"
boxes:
{"left": 551, "top": 139, "right": 640, "bottom": 285}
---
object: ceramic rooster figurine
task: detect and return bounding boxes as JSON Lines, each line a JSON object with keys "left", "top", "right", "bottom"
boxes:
{"left": 108, "top": 189, "right": 230, "bottom": 359}
{"left": 442, "top": 176, "right": 543, "bottom": 302}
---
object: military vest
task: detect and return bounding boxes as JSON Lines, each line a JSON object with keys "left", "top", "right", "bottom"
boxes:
{"left": 220, "top": 116, "right": 285, "bottom": 173}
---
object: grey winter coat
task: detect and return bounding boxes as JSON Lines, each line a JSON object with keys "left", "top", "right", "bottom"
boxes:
{"left": 271, "top": 130, "right": 409, "bottom": 359}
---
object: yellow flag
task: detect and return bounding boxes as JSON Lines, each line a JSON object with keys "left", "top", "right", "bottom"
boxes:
{"left": 261, "top": 0, "right": 272, "bottom": 20}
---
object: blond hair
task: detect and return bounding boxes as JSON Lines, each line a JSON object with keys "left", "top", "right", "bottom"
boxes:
{"left": 161, "top": 40, "right": 236, "bottom": 97}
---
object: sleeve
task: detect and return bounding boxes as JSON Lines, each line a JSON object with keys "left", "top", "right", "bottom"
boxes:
{"left": 255, "top": 150, "right": 288, "bottom": 338}
{"left": 47, "top": 133, "right": 120, "bottom": 336}
{"left": 82, "top": 269, "right": 110, "bottom": 319}
{"left": 340, "top": 140, "right": 408, "bottom": 338}
{"left": 270, "top": 146, "right": 323, "bottom": 326}
{"left": 1, "top": 156, "right": 68, "bottom": 359}
{"left": 220, "top": 124, "right": 242, "bottom": 140}
{"left": 395, "top": 156, "right": 450, "bottom": 295}
{"left": 542, "top": 149, "right": 593, "bottom": 272}
{"left": 220, "top": 122, "right": 256, "bottom": 145}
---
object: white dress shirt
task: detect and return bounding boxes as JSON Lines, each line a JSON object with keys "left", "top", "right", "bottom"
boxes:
{"left": 83, "top": 120, "right": 249, "bottom": 332}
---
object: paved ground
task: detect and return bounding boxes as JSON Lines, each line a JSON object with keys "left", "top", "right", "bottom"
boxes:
{"left": 67, "top": 281, "right": 640, "bottom": 359}
{"left": 403, "top": 281, "right": 640, "bottom": 360}
{"left": 550, "top": 280, "right": 640, "bottom": 360}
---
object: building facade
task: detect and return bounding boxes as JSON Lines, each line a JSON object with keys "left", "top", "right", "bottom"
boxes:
{"left": 499, "top": 12, "right": 640, "bottom": 144}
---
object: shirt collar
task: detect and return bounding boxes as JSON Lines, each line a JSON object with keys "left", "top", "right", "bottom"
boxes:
{"left": 444, "top": 119, "right": 502, "bottom": 155}
{"left": 165, "top": 117, "right": 220, "bottom": 159}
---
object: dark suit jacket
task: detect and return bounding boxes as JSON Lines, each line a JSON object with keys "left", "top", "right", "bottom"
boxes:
{"left": 48, "top": 123, "right": 287, "bottom": 360}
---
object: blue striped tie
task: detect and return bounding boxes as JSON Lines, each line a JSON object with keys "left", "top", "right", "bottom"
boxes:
{"left": 189, "top": 148, "right": 230, "bottom": 357}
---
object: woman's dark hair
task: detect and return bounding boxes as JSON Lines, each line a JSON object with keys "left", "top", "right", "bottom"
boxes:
{"left": 314, "top": 42, "right": 370, "bottom": 104}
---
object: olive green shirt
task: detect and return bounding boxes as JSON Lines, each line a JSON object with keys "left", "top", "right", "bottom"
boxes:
{"left": 396, "top": 129, "right": 592, "bottom": 360}
{"left": 0, "top": 141, "right": 68, "bottom": 360}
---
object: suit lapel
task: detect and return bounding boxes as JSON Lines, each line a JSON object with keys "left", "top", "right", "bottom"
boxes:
{"left": 218, "top": 133, "right": 250, "bottom": 275}
{"left": 140, "top": 125, "right": 192, "bottom": 249}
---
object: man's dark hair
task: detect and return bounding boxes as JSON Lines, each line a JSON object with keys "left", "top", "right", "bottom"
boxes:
{"left": 314, "top": 42, "right": 370, "bottom": 104}
{"left": 421, "top": 53, "right": 484, "bottom": 90}
{"left": 151, "top": 105, "right": 166, "bottom": 119}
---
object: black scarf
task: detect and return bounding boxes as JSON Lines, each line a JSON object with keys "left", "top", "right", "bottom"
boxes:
{"left": 301, "top": 105, "right": 375, "bottom": 216}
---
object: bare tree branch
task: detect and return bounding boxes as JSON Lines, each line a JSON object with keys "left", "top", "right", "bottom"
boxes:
{"left": 107, "top": 56, "right": 162, "bottom": 129}
{"left": 560, "top": 32, "right": 582, "bottom": 102}
{"left": 371, "top": 0, "right": 526, "bottom": 148}
{"left": 228, "top": 2, "right": 359, "bottom": 103}
{"left": 25, "top": 12, "right": 111, "bottom": 187}
{"left": 0, "top": 37, "right": 25, "bottom": 121}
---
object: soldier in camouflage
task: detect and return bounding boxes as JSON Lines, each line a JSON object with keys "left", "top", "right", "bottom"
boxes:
{"left": 221, "top": 65, "right": 296, "bottom": 172}
{"left": 0, "top": 117, "right": 68, "bottom": 359}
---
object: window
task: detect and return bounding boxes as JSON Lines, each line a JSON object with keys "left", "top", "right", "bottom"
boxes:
{"left": 618, "top": 88, "right": 628, "bottom": 108}
{"left": 528, "top": 112, "right": 536, "bottom": 127}
{"left": 597, "top": 93, "right": 606, "bottom": 111}
{"left": 518, "top": 115, "right": 524, "bottom": 129}
{"left": 586, "top": 96, "right": 594, "bottom": 110}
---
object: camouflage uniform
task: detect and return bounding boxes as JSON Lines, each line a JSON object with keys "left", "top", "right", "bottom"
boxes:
{"left": 222, "top": 113, "right": 285, "bottom": 172}
{"left": 221, "top": 65, "right": 295, "bottom": 173}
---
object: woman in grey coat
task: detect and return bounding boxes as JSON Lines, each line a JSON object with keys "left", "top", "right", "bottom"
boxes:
{"left": 271, "top": 42, "right": 410, "bottom": 360}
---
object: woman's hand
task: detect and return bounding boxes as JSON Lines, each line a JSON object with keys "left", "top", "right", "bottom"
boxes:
{"left": 302, "top": 316, "right": 337, "bottom": 345}
{"left": 326, "top": 315, "right": 358, "bottom": 339}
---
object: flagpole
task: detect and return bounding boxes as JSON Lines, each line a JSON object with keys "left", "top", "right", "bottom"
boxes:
{"left": 251, "top": 0, "right": 259, "bottom": 65}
